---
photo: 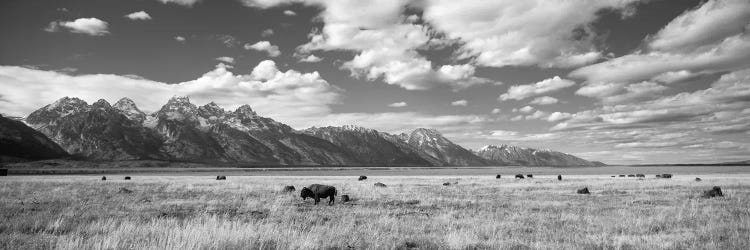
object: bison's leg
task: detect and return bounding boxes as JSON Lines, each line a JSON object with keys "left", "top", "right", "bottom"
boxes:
{"left": 329, "top": 195, "right": 334, "bottom": 205}
{"left": 314, "top": 194, "right": 320, "bottom": 205}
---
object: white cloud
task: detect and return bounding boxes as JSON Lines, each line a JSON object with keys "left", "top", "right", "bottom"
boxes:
{"left": 499, "top": 76, "right": 575, "bottom": 101}
{"left": 651, "top": 70, "right": 698, "bottom": 84}
{"left": 647, "top": 0, "right": 750, "bottom": 52}
{"left": 422, "top": 0, "right": 640, "bottom": 68}
{"left": 215, "top": 56, "right": 235, "bottom": 64}
{"left": 284, "top": 10, "right": 297, "bottom": 16}
{"left": 517, "top": 106, "right": 535, "bottom": 114}
{"left": 125, "top": 11, "right": 152, "bottom": 20}
{"left": 570, "top": 0, "right": 750, "bottom": 84}
{"left": 261, "top": 29, "right": 274, "bottom": 37}
{"left": 491, "top": 108, "right": 501, "bottom": 114}
{"left": 245, "top": 41, "right": 281, "bottom": 57}
{"left": 0, "top": 61, "right": 341, "bottom": 121}
{"left": 529, "top": 96, "right": 559, "bottom": 105}
{"left": 45, "top": 18, "right": 109, "bottom": 36}
{"left": 546, "top": 112, "right": 572, "bottom": 122}
{"left": 299, "top": 54, "right": 323, "bottom": 63}
{"left": 388, "top": 102, "right": 407, "bottom": 107}
{"left": 451, "top": 100, "right": 468, "bottom": 106}
{"left": 175, "top": 36, "right": 186, "bottom": 42}
{"left": 157, "top": 0, "right": 202, "bottom": 7}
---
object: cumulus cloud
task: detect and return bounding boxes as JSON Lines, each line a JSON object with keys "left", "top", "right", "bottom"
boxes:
{"left": 45, "top": 18, "right": 109, "bottom": 36}
{"left": 499, "top": 76, "right": 575, "bottom": 101}
{"left": 570, "top": 0, "right": 750, "bottom": 84}
{"left": 421, "top": 0, "right": 641, "bottom": 68}
{"left": 491, "top": 108, "right": 501, "bottom": 114}
{"left": 284, "top": 10, "right": 297, "bottom": 16}
{"left": 261, "top": 29, "right": 274, "bottom": 37}
{"left": 175, "top": 36, "right": 186, "bottom": 42}
{"left": 215, "top": 56, "right": 235, "bottom": 64}
{"left": 388, "top": 102, "right": 407, "bottom": 107}
{"left": 451, "top": 100, "right": 468, "bottom": 106}
{"left": 245, "top": 41, "right": 281, "bottom": 57}
{"left": 546, "top": 112, "right": 572, "bottom": 122}
{"left": 125, "top": 11, "right": 152, "bottom": 20}
{"left": 299, "top": 54, "right": 323, "bottom": 63}
{"left": 647, "top": 0, "right": 750, "bottom": 52}
{"left": 529, "top": 96, "right": 559, "bottom": 105}
{"left": 651, "top": 70, "right": 698, "bottom": 84}
{"left": 157, "top": 0, "right": 202, "bottom": 7}
{"left": 0, "top": 61, "right": 341, "bottom": 120}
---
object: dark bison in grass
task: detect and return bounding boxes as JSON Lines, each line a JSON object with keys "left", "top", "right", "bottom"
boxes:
{"left": 0, "top": 169, "right": 7, "bottom": 176}
{"left": 358, "top": 175, "right": 367, "bottom": 181}
{"left": 695, "top": 177, "right": 702, "bottom": 182}
{"left": 216, "top": 176, "right": 226, "bottom": 180}
{"left": 557, "top": 175, "right": 562, "bottom": 181}
{"left": 657, "top": 174, "right": 673, "bottom": 179}
{"left": 636, "top": 174, "right": 645, "bottom": 178}
{"left": 618, "top": 175, "right": 626, "bottom": 177}
{"left": 374, "top": 182, "right": 387, "bottom": 187}
{"left": 702, "top": 186, "right": 723, "bottom": 198}
{"left": 300, "top": 184, "right": 337, "bottom": 205}
{"left": 515, "top": 174, "right": 525, "bottom": 179}
{"left": 282, "top": 185, "right": 296, "bottom": 192}
{"left": 442, "top": 182, "right": 451, "bottom": 186}
{"left": 124, "top": 176, "right": 131, "bottom": 180}
{"left": 627, "top": 174, "right": 635, "bottom": 177}
{"left": 577, "top": 187, "right": 590, "bottom": 194}
{"left": 526, "top": 174, "right": 533, "bottom": 178}
{"left": 496, "top": 174, "right": 501, "bottom": 179}
{"left": 341, "top": 195, "right": 350, "bottom": 202}
{"left": 101, "top": 176, "right": 107, "bottom": 181}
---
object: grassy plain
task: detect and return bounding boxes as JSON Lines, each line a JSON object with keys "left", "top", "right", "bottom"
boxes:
{"left": 1, "top": 173, "right": 749, "bottom": 249}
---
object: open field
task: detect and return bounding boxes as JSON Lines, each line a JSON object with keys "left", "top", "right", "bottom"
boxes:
{"left": 1, "top": 173, "right": 749, "bottom": 249}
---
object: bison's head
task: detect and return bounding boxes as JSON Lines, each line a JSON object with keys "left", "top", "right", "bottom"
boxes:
{"left": 300, "top": 187, "right": 313, "bottom": 200}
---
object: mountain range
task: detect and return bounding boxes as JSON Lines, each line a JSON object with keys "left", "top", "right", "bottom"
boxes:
{"left": 1, "top": 96, "right": 602, "bottom": 166}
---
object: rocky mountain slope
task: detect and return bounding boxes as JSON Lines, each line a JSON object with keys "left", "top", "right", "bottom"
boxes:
{"left": 402, "top": 128, "right": 496, "bottom": 166}
{"left": 476, "top": 145, "right": 603, "bottom": 167}
{"left": 0, "top": 114, "right": 69, "bottom": 162}
{"left": 22, "top": 96, "right": 603, "bottom": 166}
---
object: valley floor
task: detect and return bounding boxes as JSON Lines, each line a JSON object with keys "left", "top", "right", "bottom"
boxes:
{"left": 1, "top": 174, "right": 749, "bottom": 249}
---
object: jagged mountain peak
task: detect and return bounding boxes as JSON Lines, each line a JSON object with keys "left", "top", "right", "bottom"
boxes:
{"left": 476, "top": 144, "right": 600, "bottom": 167}
{"left": 114, "top": 97, "right": 138, "bottom": 110}
{"left": 46, "top": 96, "right": 88, "bottom": 111}
{"left": 91, "top": 99, "right": 111, "bottom": 108}
{"left": 198, "top": 102, "right": 228, "bottom": 119}
{"left": 114, "top": 97, "right": 145, "bottom": 122}
{"left": 234, "top": 104, "right": 257, "bottom": 118}
{"left": 411, "top": 128, "right": 441, "bottom": 136}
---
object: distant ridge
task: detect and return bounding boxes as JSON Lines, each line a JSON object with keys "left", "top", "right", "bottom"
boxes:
{"left": 18, "top": 96, "right": 603, "bottom": 167}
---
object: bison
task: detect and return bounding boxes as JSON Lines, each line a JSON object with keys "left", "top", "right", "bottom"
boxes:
{"left": 442, "top": 182, "right": 451, "bottom": 186}
{"left": 101, "top": 176, "right": 107, "bottom": 181}
{"left": 611, "top": 176, "right": 616, "bottom": 178}
{"left": 526, "top": 174, "right": 533, "bottom": 178}
{"left": 627, "top": 174, "right": 635, "bottom": 177}
{"left": 655, "top": 174, "right": 662, "bottom": 178}
{"left": 661, "top": 174, "right": 673, "bottom": 179}
{"left": 695, "top": 177, "right": 702, "bottom": 182}
{"left": 515, "top": 174, "right": 525, "bottom": 179}
{"left": 496, "top": 174, "right": 501, "bottom": 179}
{"left": 701, "top": 186, "right": 723, "bottom": 198}
{"left": 341, "top": 195, "right": 351, "bottom": 202}
{"left": 374, "top": 182, "right": 387, "bottom": 187}
{"left": 282, "top": 185, "right": 296, "bottom": 192}
{"left": 216, "top": 176, "right": 226, "bottom": 180}
{"left": 300, "top": 184, "right": 337, "bottom": 205}
{"left": 618, "top": 175, "right": 626, "bottom": 177}
{"left": 358, "top": 175, "right": 367, "bottom": 181}
{"left": 577, "top": 187, "right": 590, "bottom": 194}
{"left": 557, "top": 175, "right": 562, "bottom": 181}
{"left": 636, "top": 174, "right": 645, "bottom": 178}
{"left": 0, "top": 169, "right": 7, "bottom": 176}
{"left": 124, "top": 176, "right": 131, "bottom": 180}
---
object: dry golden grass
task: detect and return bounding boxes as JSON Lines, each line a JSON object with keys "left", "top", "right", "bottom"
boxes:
{"left": 1, "top": 174, "right": 749, "bottom": 249}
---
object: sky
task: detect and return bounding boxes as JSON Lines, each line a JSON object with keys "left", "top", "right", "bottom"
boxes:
{"left": 1, "top": 0, "right": 749, "bottom": 165}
